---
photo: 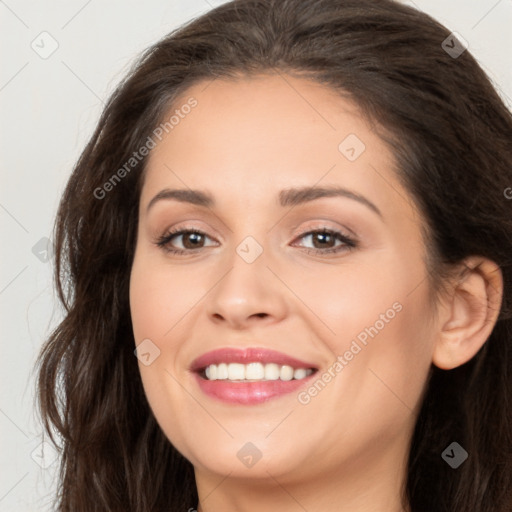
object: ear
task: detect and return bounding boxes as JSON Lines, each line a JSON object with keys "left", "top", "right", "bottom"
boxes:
{"left": 432, "top": 256, "right": 503, "bottom": 370}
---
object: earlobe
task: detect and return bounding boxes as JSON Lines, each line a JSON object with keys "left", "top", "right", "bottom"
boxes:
{"left": 432, "top": 257, "right": 503, "bottom": 370}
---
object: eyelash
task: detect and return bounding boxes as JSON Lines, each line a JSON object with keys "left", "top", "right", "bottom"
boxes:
{"left": 155, "top": 226, "right": 358, "bottom": 256}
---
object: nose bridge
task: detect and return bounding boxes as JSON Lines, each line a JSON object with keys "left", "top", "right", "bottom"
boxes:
{"left": 220, "top": 231, "right": 269, "bottom": 298}
{"left": 224, "top": 207, "right": 271, "bottom": 269}
{"left": 205, "top": 226, "right": 287, "bottom": 326}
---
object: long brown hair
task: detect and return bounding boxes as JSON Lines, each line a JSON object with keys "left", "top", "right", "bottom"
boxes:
{"left": 35, "top": 0, "right": 512, "bottom": 510}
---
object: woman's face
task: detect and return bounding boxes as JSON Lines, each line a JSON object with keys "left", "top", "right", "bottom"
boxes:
{"left": 129, "top": 74, "right": 437, "bottom": 491}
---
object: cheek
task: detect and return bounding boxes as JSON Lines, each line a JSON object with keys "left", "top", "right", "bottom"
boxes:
{"left": 298, "top": 249, "right": 434, "bottom": 399}
{"left": 129, "top": 253, "right": 203, "bottom": 342}
{"left": 129, "top": 270, "right": 168, "bottom": 342}
{"left": 129, "top": 254, "right": 198, "bottom": 456}
{"left": 290, "top": 257, "right": 411, "bottom": 345}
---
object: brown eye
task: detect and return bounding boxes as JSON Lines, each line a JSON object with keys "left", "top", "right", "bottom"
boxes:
{"left": 179, "top": 232, "right": 205, "bottom": 249}
{"left": 156, "top": 229, "right": 216, "bottom": 254}
{"left": 292, "top": 228, "right": 357, "bottom": 255}
{"left": 309, "top": 231, "right": 336, "bottom": 249}
{"left": 155, "top": 227, "right": 357, "bottom": 256}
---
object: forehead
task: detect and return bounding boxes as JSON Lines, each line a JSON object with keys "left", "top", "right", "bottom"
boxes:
{"left": 140, "top": 73, "right": 411, "bottom": 218}
{"left": 160, "top": 73, "right": 379, "bottom": 161}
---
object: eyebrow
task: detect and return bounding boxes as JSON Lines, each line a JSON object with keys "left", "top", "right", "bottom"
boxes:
{"left": 146, "top": 186, "right": 382, "bottom": 217}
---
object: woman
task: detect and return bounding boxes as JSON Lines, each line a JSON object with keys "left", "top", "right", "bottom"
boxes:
{"left": 36, "top": 0, "right": 512, "bottom": 510}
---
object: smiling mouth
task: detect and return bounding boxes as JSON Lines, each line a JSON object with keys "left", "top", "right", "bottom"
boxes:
{"left": 198, "top": 362, "right": 318, "bottom": 382}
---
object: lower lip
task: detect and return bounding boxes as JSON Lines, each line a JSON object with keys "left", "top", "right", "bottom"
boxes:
{"left": 193, "top": 372, "right": 316, "bottom": 405}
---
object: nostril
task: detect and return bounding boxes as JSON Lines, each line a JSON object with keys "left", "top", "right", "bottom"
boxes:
{"left": 250, "top": 312, "right": 270, "bottom": 319}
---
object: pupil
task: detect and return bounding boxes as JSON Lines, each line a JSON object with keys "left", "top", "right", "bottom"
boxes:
{"left": 185, "top": 233, "right": 202, "bottom": 248}
{"left": 315, "top": 232, "right": 331, "bottom": 248}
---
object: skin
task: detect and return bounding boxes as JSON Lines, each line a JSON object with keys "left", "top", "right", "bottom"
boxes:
{"left": 129, "top": 73, "right": 503, "bottom": 512}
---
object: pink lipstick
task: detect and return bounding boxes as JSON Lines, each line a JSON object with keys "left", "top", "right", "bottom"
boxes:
{"left": 190, "top": 347, "right": 318, "bottom": 405}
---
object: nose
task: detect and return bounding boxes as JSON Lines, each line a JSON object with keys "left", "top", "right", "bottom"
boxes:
{"left": 206, "top": 244, "right": 288, "bottom": 330}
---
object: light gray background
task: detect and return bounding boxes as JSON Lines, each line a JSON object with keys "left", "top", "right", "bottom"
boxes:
{"left": 1, "top": 1, "right": 511, "bottom": 510}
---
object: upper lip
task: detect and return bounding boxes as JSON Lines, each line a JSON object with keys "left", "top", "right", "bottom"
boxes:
{"left": 190, "top": 347, "right": 319, "bottom": 372}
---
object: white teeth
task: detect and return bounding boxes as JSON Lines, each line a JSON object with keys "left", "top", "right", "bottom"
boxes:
{"left": 264, "top": 363, "right": 280, "bottom": 380}
{"left": 246, "top": 362, "right": 265, "bottom": 380}
{"left": 280, "top": 365, "right": 294, "bottom": 381}
{"left": 227, "top": 363, "right": 245, "bottom": 380}
{"left": 205, "top": 365, "right": 214, "bottom": 379}
{"left": 203, "top": 362, "right": 314, "bottom": 381}
{"left": 217, "top": 363, "right": 228, "bottom": 380}
{"left": 293, "top": 368, "right": 308, "bottom": 380}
